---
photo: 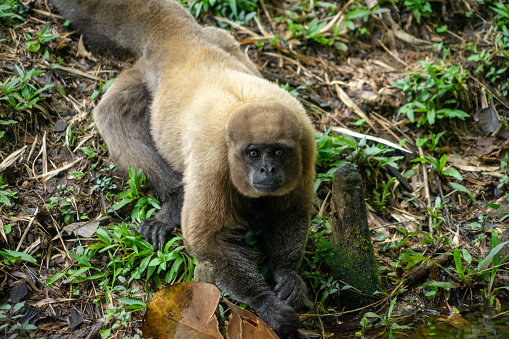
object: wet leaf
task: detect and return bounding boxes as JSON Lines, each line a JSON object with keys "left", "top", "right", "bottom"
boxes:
{"left": 142, "top": 282, "right": 222, "bottom": 339}
{"left": 478, "top": 100, "right": 499, "bottom": 136}
{"left": 436, "top": 313, "right": 472, "bottom": 331}
{"left": 62, "top": 220, "right": 100, "bottom": 238}
{"left": 225, "top": 299, "right": 279, "bottom": 339}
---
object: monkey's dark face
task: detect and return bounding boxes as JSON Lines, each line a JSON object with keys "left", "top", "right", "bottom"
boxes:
{"left": 227, "top": 141, "right": 302, "bottom": 198}
{"left": 225, "top": 101, "right": 305, "bottom": 198}
{"left": 243, "top": 144, "right": 293, "bottom": 194}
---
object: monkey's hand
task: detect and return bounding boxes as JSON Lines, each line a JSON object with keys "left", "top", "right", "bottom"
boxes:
{"left": 274, "top": 269, "right": 312, "bottom": 311}
{"left": 257, "top": 298, "right": 300, "bottom": 338}
{"left": 137, "top": 219, "right": 176, "bottom": 252}
{"left": 138, "top": 193, "right": 183, "bottom": 251}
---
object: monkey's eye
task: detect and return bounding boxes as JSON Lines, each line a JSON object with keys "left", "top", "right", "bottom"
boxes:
{"left": 275, "top": 149, "right": 285, "bottom": 157}
{"left": 249, "top": 150, "right": 260, "bottom": 158}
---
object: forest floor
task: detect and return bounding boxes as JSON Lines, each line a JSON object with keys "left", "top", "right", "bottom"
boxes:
{"left": 1, "top": 0, "right": 509, "bottom": 338}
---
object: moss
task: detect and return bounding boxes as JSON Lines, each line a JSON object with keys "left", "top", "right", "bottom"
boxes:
{"left": 331, "top": 223, "right": 381, "bottom": 308}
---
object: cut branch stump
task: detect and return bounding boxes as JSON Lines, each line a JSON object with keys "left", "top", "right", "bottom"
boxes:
{"left": 330, "top": 163, "right": 381, "bottom": 308}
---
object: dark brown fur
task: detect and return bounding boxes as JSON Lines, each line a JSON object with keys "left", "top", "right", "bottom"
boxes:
{"left": 51, "top": 1, "right": 316, "bottom": 336}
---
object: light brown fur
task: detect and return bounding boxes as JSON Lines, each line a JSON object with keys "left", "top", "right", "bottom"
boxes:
{"left": 51, "top": 0, "right": 316, "bottom": 336}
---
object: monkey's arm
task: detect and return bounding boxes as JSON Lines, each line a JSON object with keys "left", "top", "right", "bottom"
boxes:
{"left": 92, "top": 62, "right": 183, "bottom": 250}
{"left": 260, "top": 197, "right": 313, "bottom": 311}
{"left": 182, "top": 181, "right": 300, "bottom": 337}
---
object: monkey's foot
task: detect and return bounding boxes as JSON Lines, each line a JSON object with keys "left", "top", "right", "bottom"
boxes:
{"left": 274, "top": 269, "right": 312, "bottom": 311}
{"left": 138, "top": 219, "right": 175, "bottom": 252}
{"left": 258, "top": 298, "right": 300, "bottom": 338}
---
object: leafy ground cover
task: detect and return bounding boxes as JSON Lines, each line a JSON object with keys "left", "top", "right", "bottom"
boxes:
{"left": 0, "top": 0, "right": 508, "bottom": 338}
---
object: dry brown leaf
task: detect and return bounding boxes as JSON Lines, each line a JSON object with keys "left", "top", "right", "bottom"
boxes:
{"left": 142, "top": 282, "right": 222, "bottom": 339}
{"left": 225, "top": 299, "right": 279, "bottom": 339}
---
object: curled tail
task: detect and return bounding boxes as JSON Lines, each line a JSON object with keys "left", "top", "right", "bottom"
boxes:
{"left": 50, "top": 0, "right": 200, "bottom": 56}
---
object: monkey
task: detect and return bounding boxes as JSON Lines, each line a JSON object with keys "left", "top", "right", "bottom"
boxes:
{"left": 50, "top": 0, "right": 316, "bottom": 337}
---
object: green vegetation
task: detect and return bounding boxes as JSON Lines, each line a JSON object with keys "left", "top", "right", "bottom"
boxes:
{"left": 0, "top": 65, "right": 53, "bottom": 110}
{"left": 112, "top": 167, "right": 161, "bottom": 223}
{"left": 0, "top": 0, "right": 24, "bottom": 24}
{"left": 185, "top": 0, "right": 258, "bottom": 25}
{"left": 394, "top": 62, "right": 470, "bottom": 127}
{"left": 25, "top": 25, "right": 59, "bottom": 53}
{"left": 1, "top": 0, "right": 508, "bottom": 337}
{"left": 0, "top": 175, "right": 17, "bottom": 208}
{"left": 0, "top": 302, "right": 39, "bottom": 339}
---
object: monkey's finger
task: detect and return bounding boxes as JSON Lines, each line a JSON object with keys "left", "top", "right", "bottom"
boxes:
{"left": 274, "top": 281, "right": 293, "bottom": 301}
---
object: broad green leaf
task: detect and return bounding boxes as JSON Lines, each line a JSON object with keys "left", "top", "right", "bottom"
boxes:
{"left": 449, "top": 182, "right": 476, "bottom": 202}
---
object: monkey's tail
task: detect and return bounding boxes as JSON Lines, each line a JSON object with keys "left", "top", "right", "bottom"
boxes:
{"left": 50, "top": 0, "right": 200, "bottom": 56}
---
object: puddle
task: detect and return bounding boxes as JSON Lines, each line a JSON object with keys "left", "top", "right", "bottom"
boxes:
{"left": 320, "top": 302, "right": 509, "bottom": 338}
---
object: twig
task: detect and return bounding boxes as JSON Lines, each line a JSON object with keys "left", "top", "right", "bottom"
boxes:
{"left": 377, "top": 40, "right": 411, "bottom": 69}
{"left": 418, "top": 146, "right": 432, "bottom": 230}
{"left": 258, "top": 0, "right": 275, "bottom": 30}
{"left": 318, "top": 191, "right": 331, "bottom": 217}
{"left": 30, "top": 157, "right": 83, "bottom": 181}
{"left": 213, "top": 16, "right": 261, "bottom": 38}
{"left": 317, "top": 0, "right": 355, "bottom": 35}
{"left": 335, "top": 84, "right": 378, "bottom": 132}
{"left": 0, "top": 146, "right": 27, "bottom": 173}
{"left": 49, "top": 64, "right": 103, "bottom": 81}
{"left": 15, "top": 212, "right": 37, "bottom": 252}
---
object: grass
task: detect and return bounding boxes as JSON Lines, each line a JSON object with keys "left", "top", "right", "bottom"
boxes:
{"left": 1, "top": 0, "right": 508, "bottom": 337}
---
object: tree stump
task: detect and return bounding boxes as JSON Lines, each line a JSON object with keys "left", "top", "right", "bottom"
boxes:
{"left": 330, "top": 163, "right": 380, "bottom": 308}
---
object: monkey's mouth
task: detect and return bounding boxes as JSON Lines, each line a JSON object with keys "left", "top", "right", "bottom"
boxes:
{"left": 253, "top": 183, "right": 283, "bottom": 194}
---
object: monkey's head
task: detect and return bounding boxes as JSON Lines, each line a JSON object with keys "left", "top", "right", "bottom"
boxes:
{"left": 225, "top": 101, "right": 305, "bottom": 198}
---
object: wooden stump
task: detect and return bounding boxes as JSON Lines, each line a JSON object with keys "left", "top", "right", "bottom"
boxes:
{"left": 330, "top": 163, "right": 380, "bottom": 308}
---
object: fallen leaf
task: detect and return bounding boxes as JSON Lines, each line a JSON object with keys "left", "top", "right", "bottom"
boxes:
{"left": 225, "top": 299, "right": 279, "bottom": 339}
{"left": 478, "top": 100, "right": 499, "bottom": 136}
{"left": 142, "top": 282, "right": 222, "bottom": 339}
{"left": 436, "top": 313, "right": 472, "bottom": 331}
{"left": 52, "top": 120, "right": 68, "bottom": 133}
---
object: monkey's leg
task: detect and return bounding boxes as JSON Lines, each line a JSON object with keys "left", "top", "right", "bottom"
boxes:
{"left": 93, "top": 64, "right": 183, "bottom": 250}
{"left": 201, "top": 26, "right": 261, "bottom": 77}
{"left": 260, "top": 209, "right": 312, "bottom": 311}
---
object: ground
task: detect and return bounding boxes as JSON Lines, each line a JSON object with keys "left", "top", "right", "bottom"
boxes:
{"left": 0, "top": 0, "right": 508, "bottom": 338}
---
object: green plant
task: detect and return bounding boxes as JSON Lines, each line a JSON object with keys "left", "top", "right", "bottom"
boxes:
{"left": 491, "top": 2, "right": 509, "bottom": 26}
{"left": 372, "top": 177, "right": 395, "bottom": 209}
{"left": 394, "top": 62, "right": 469, "bottom": 127}
{"left": 300, "top": 216, "right": 337, "bottom": 308}
{"left": 361, "top": 298, "right": 410, "bottom": 338}
{"left": 402, "top": 229, "right": 508, "bottom": 301}
{"left": 91, "top": 164, "right": 117, "bottom": 195}
{"left": 488, "top": 193, "right": 509, "bottom": 222}
{"left": 343, "top": 2, "right": 377, "bottom": 33}
{"left": 48, "top": 223, "right": 193, "bottom": 337}
{"left": 479, "top": 229, "right": 509, "bottom": 297}
{"left": 186, "top": 0, "right": 258, "bottom": 25}
{"left": 416, "top": 131, "right": 444, "bottom": 152}
{"left": 49, "top": 222, "right": 195, "bottom": 299}
{"left": 59, "top": 200, "right": 75, "bottom": 225}
{"left": 497, "top": 153, "right": 508, "bottom": 189}
{"left": 399, "top": 0, "right": 431, "bottom": 22}
{"left": 467, "top": 6, "right": 509, "bottom": 97}
{"left": 412, "top": 154, "right": 462, "bottom": 181}
{"left": 0, "top": 0, "right": 24, "bottom": 23}
{"left": 0, "top": 302, "right": 40, "bottom": 339}
{"left": 91, "top": 78, "right": 115, "bottom": 100}
{"left": 0, "top": 65, "right": 53, "bottom": 110}
{"left": 0, "top": 175, "right": 17, "bottom": 208}
{"left": 25, "top": 25, "right": 59, "bottom": 53}
{"left": 0, "top": 249, "right": 36, "bottom": 265}
{"left": 112, "top": 166, "right": 161, "bottom": 223}
{"left": 315, "top": 130, "right": 404, "bottom": 191}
